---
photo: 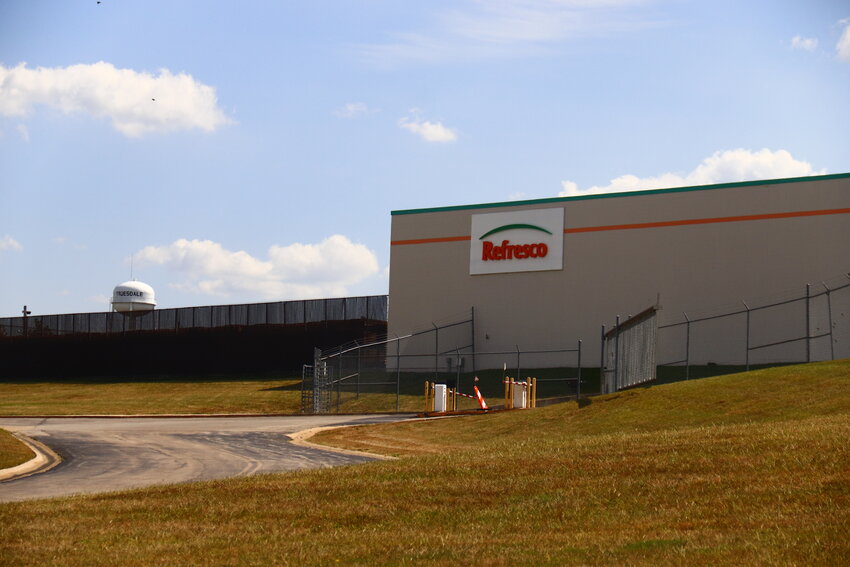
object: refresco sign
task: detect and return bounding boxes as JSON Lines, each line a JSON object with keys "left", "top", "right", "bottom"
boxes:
{"left": 470, "top": 208, "right": 564, "bottom": 275}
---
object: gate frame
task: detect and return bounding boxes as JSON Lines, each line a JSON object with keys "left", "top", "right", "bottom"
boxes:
{"left": 601, "top": 305, "right": 659, "bottom": 393}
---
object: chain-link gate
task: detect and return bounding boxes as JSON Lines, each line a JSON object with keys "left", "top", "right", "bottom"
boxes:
{"left": 300, "top": 363, "right": 314, "bottom": 414}
{"left": 301, "top": 348, "right": 331, "bottom": 414}
{"left": 602, "top": 306, "right": 658, "bottom": 393}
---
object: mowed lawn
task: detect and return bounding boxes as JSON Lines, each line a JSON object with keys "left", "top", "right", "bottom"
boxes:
{"left": 0, "top": 429, "right": 34, "bottom": 470}
{"left": 0, "top": 377, "right": 303, "bottom": 416}
{"left": 1, "top": 361, "right": 848, "bottom": 566}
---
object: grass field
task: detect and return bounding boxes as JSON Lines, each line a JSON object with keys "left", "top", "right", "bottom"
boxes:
{"left": 0, "top": 376, "right": 304, "bottom": 415}
{"left": 0, "top": 429, "right": 33, "bottom": 470}
{"left": 0, "top": 374, "right": 501, "bottom": 415}
{"left": 1, "top": 360, "right": 848, "bottom": 566}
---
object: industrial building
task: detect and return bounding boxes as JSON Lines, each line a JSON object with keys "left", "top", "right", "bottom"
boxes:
{"left": 388, "top": 173, "right": 850, "bottom": 372}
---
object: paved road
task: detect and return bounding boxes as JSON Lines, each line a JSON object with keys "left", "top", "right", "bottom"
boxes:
{"left": 0, "top": 414, "right": 413, "bottom": 502}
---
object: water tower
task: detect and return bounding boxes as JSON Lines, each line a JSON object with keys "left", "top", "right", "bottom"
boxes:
{"left": 111, "top": 280, "right": 156, "bottom": 330}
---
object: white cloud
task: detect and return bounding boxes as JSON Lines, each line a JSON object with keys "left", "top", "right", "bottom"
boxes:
{"left": 398, "top": 111, "right": 458, "bottom": 143}
{"left": 0, "top": 62, "right": 231, "bottom": 137}
{"left": 559, "top": 149, "right": 825, "bottom": 197}
{"left": 334, "top": 102, "right": 375, "bottom": 118}
{"left": 790, "top": 35, "right": 818, "bottom": 52}
{"left": 16, "top": 124, "right": 29, "bottom": 141}
{"left": 360, "top": 0, "right": 659, "bottom": 65}
{"left": 0, "top": 235, "right": 23, "bottom": 252}
{"left": 135, "top": 236, "right": 379, "bottom": 300}
{"left": 837, "top": 20, "right": 850, "bottom": 61}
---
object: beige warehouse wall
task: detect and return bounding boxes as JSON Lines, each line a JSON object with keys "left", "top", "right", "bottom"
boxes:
{"left": 388, "top": 175, "right": 850, "bottom": 367}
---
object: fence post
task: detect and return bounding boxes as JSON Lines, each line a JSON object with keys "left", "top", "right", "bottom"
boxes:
{"left": 824, "top": 282, "right": 835, "bottom": 361}
{"left": 313, "top": 348, "right": 322, "bottom": 414}
{"left": 396, "top": 335, "right": 401, "bottom": 412}
{"left": 21, "top": 306, "right": 31, "bottom": 337}
{"left": 355, "top": 342, "right": 361, "bottom": 398}
{"left": 614, "top": 316, "right": 620, "bottom": 391}
{"left": 576, "top": 339, "right": 582, "bottom": 400}
{"left": 683, "top": 312, "right": 690, "bottom": 380}
{"left": 515, "top": 345, "right": 521, "bottom": 385}
{"left": 433, "top": 323, "right": 439, "bottom": 385}
{"left": 336, "top": 364, "right": 341, "bottom": 413}
{"left": 805, "top": 283, "right": 811, "bottom": 364}
{"left": 600, "top": 325, "right": 605, "bottom": 394}
{"left": 455, "top": 348, "right": 461, "bottom": 393}
{"left": 743, "top": 301, "right": 751, "bottom": 371}
{"left": 470, "top": 306, "right": 476, "bottom": 373}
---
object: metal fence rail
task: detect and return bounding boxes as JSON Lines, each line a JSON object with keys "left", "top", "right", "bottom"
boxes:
{"left": 601, "top": 307, "right": 659, "bottom": 393}
{"left": 0, "top": 295, "right": 388, "bottom": 338}
{"left": 658, "top": 275, "right": 850, "bottom": 377}
{"left": 301, "top": 310, "right": 476, "bottom": 414}
{"left": 301, "top": 308, "right": 587, "bottom": 414}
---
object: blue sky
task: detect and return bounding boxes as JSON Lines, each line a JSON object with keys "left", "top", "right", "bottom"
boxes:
{"left": 1, "top": 0, "right": 849, "bottom": 317}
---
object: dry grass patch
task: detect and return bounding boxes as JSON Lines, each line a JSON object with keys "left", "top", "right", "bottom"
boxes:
{"left": 0, "top": 429, "right": 33, "bottom": 470}
{"left": 1, "top": 414, "right": 847, "bottom": 566}
{"left": 0, "top": 377, "right": 301, "bottom": 416}
{"left": 1, "top": 360, "right": 847, "bottom": 566}
{"left": 314, "top": 359, "right": 850, "bottom": 456}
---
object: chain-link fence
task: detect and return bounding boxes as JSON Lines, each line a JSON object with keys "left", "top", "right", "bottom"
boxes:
{"left": 299, "top": 274, "right": 850, "bottom": 409}
{"left": 301, "top": 309, "right": 589, "bottom": 413}
{"left": 302, "top": 276, "right": 850, "bottom": 411}
{"left": 657, "top": 274, "right": 850, "bottom": 379}
{"left": 0, "top": 295, "right": 388, "bottom": 338}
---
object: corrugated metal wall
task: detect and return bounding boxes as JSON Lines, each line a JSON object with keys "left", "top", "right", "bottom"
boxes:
{"left": 0, "top": 295, "right": 388, "bottom": 337}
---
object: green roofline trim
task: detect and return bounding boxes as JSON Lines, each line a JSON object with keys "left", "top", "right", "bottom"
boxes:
{"left": 391, "top": 172, "right": 850, "bottom": 216}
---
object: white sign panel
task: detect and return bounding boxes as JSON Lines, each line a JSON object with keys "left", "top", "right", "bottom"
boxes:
{"left": 470, "top": 208, "right": 564, "bottom": 275}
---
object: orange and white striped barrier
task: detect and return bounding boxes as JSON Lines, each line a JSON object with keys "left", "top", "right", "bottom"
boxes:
{"left": 424, "top": 379, "right": 489, "bottom": 412}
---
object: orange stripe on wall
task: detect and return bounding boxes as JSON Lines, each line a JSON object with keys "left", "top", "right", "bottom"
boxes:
{"left": 390, "top": 207, "right": 850, "bottom": 245}
{"left": 391, "top": 235, "right": 472, "bottom": 246}
{"left": 563, "top": 207, "right": 850, "bottom": 234}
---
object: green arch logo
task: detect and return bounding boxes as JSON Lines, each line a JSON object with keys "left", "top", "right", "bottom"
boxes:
{"left": 479, "top": 224, "right": 553, "bottom": 240}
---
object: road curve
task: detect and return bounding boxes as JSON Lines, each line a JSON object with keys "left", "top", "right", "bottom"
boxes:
{"left": 0, "top": 414, "right": 413, "bottom": 502}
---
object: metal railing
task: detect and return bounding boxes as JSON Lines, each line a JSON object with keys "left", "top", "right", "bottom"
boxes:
{"left": 601, "top": 307, "right": 658, "bottom": 393}
{"left": 302, "top": 308, "right": 587, "bottom": 413}
{"left": 657, "top": 275, "right": 850, "bottom": 378}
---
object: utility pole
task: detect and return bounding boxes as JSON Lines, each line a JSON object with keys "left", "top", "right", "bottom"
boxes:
{"left": 22, "top": 305, "right": 31, "bottom": 336}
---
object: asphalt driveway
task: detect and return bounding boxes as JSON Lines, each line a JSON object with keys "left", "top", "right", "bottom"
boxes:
{"left": 0, "top": 414, "right": 414, "bottom": 502}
